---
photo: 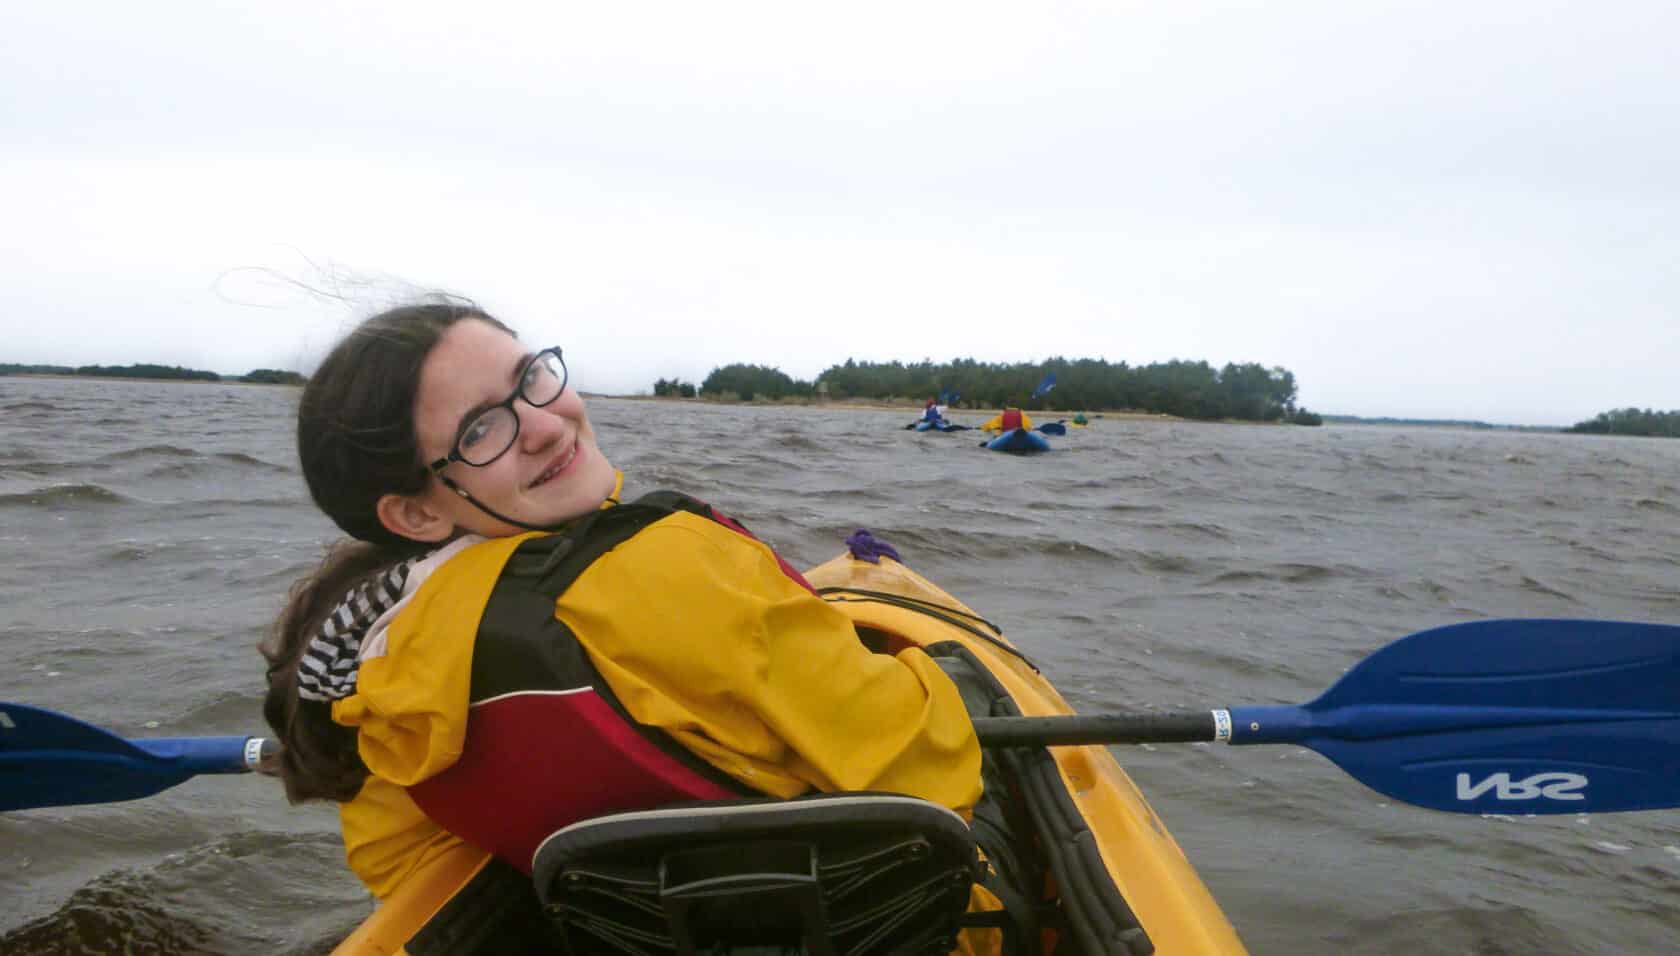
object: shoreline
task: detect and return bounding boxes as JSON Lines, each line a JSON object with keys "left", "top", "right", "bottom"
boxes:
{"left": 2, "top": 372, "right": 297, "bottom": 387}
{"left": 602, "top": 393, "right": 1178, "bottom": 422}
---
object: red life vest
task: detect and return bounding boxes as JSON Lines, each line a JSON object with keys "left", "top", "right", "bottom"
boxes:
{"left": 406, "top": 492, "right": 814, "bottom": 873}
{"left": 1000, "top": 409, "right": 1023, "bottom": 431}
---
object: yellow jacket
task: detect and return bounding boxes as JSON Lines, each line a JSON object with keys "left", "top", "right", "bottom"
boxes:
{"left": 331, "top": 494, "right": 982, "bottom": 899}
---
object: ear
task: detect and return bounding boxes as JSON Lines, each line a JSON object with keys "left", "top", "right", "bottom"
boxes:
{"left": 375, "top": 491, "right": 456, "bottom": 543}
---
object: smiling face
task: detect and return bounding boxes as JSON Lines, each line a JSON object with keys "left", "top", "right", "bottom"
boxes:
{"left": 389, "top": 318, "right": 617, "bottom": 540}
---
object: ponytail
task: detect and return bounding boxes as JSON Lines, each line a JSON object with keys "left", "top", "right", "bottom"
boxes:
{"left": 259, "top": 538, "right": 429, "bottom": 802}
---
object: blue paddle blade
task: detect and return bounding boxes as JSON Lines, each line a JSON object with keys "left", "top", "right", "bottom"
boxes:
{"left": 0, "top": 702, "right": 259, "bottom": 811}
{"left": 1031, "top": 373, "right": 1056, "bottom": 399}
{"left": 1037, "top": 422, "right": 1067, "bottom": 435}
{"left": 1228, "top": 620, "right": 1680, "bottom": 814}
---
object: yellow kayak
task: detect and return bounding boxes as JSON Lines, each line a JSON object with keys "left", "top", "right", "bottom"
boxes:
{"left": 332, "top": 543, "right": 1247, "bottom": 955}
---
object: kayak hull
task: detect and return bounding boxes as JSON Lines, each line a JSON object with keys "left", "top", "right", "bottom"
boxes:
{"left": 985, "top": 428, "right": 1050, "bottom": 453}
{"left": 331, "top": 546, "right": 1246, "bottom": 955}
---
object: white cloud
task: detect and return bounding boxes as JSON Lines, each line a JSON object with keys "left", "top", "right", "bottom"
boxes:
{"left": 2, "top": 1, "right": 1677, "bottom": 425}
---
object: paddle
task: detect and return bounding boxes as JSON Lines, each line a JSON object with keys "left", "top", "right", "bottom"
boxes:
{"left": 1036, "top": 421, "right": 1067, "bottom": 435}
{"left": 976, "top": 618, "right": 1680, "bottom": 815}
{"left": 10, "top": 620, "right": 1677, "bottom": 817}
{"left": 0, "top": 702, "right": 274, "bottom": 812}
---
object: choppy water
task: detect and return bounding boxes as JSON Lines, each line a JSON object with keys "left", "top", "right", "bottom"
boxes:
{"left": 3, "top": 376, "right": 1678, "bottom": 955}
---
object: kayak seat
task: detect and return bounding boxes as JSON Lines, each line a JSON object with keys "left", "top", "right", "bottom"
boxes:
{"left": 531, "top": 792, "right": 984, "bottom": 956}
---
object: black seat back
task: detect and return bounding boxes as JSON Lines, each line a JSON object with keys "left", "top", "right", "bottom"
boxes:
{"left": 531, "top": 792, "right": 981, "bottom": 956}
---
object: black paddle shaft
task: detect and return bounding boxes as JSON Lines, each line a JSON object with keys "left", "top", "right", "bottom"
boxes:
{"left": 972, "top": 712, "right": 1217, "bottom": 747}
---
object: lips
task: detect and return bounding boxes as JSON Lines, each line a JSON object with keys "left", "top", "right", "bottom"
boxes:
{"left": 528, "top": 441, "right": 579, "bottom": 488}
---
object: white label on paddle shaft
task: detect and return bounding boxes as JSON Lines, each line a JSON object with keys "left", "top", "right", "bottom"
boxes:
{"left": 1456, "top": 771, "right": 1588, "bottom": 802}
{"left": 1211, "top": 709, "right": 1232, "bottom": 743}
{"left": 243, "top": 737, "right": 266, "bottom": 768}
{"left": 0, "top": 711, "right": 13, "bottom": 729}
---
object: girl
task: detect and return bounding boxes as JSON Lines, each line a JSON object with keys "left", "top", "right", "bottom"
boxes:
{"left": 260, "top": 300, "right": 981, "bottom": 900}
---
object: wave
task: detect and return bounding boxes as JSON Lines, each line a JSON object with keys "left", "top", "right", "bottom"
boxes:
{"left": 1104, "top": 502, "right": 1166, "bottom": 515}
{"left": 98, "top": 444, "right": 200, "bottom": 462}
{"left": 1519, "top": 574, "right": 1580, "bottom": 603}
{"left": 1, "top": 400, "right": 62, "bottom": 413}
{"left": 1148, "top": 520, "right": 1234, "bottom": 542}
{"left": 1204, "top": 562, "right": 1338, "bottom": 586}
{"left": 882, "top": 527, "right": 1130, "bottom": 565}
{"left": 176, "top": 497, "right": 314, "bottom": 510}
{"left": 0, "top": 832, "right": 366, "bottom": 956}
{"left": 1131, "top": 550, "right": 1196, "bottom": 574}
{"left": 774, "top": 434, "right": 829, "bottom": 453}
{"left": 143, "top": 461, "right": 289, "bottom": 480}
{"left": 1324, "top": 903, "right": 1562, "bottom": 955}
{"left": 0, "top": 460, "right": 69, "bottom": 477}
{"left": 213, "top": 451, "right": 290, "bottom": 471}
{"left": 0, "top": 483, "right": 127, "bottom": 508}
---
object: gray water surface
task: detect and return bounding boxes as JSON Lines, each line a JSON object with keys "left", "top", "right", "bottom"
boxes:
{"left": 3, "top": 377, "right": 1678, "bottom": 954}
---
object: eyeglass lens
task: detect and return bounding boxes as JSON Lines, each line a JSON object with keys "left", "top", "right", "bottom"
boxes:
{"left": 455, "top": 351, "right": 568, "bottom": 465}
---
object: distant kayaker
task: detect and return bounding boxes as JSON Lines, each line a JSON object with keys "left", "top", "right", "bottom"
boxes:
{"left": 982, "top": 407, "right": 1034, "bottom": 432}
{"left": 258, "top": 300, "right": 985, "bottom": 907}
{"left": 921, "top": 398, "right": 945, "bottom": 424}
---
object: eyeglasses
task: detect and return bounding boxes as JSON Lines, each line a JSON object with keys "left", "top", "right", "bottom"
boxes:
{"left": 427, "top": 347, "right": 568, "bottom": 473}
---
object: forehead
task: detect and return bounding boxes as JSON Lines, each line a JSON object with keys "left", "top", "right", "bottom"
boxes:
{"left": 413, "top": 319, "right": 525, "bottom": 441}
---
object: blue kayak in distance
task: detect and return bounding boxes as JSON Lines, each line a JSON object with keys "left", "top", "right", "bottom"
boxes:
{"left": 985, "top": 428, "right": 1051, "bottom": 453}
{"left": 913, "top": 420, "right": 969, "bottom": 432}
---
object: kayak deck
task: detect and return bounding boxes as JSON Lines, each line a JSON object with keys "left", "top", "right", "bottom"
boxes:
{"left": 804, "top": 551, "right": 1245, "bottom": 955}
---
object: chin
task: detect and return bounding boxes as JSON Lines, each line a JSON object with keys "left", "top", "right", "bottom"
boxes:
{"left": 539, "top": 460, "right": 617, "bottom": 522}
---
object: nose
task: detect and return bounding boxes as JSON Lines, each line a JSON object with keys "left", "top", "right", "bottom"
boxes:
{"left": 515, "top": 399, "right": 569, "bottom": 453}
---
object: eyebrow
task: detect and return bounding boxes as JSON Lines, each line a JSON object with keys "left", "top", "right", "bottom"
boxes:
{"left": 451, "top": 350, "right": 538, "bottom": 440}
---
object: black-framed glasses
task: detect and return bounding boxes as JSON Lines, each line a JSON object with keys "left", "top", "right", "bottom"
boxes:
{"left": 427, "top": 347, "right": 568, "bottom": 473}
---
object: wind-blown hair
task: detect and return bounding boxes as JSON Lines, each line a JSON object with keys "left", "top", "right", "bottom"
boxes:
{"left": 260, "top": 300, "right": 513, "bottom": 802}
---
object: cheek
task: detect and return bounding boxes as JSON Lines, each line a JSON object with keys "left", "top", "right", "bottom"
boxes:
{"left": 469, "top": 453, "right": 526, "bottom": 496}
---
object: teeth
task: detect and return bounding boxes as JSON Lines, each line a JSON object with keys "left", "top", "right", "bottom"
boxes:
{"left": 532, "top": 445, "right": 576, "bottom": 487}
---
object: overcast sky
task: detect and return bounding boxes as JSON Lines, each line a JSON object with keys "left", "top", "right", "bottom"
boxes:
{"left": 3, "top": 2, "right": 1675, "bottom": 426}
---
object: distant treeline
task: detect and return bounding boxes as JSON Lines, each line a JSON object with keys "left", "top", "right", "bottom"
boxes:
{"left": 1567, "top": 407, "right": 1680, "bottom": 438}
{"left": 0, "top": 363, "right": 305, "bottom": 385}
{"left": 1321, "top": 415, "right": 1557, "bottom": 432}
{"left": 682, "top": 357, "right": 1321, "bottom": 424}
{"left": 651, "top": 377, "right": 697, "bottom": 398}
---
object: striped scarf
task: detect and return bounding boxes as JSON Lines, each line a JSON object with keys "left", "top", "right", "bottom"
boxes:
{"left": 294, "top": 535, "right": 483, "bottom": 702}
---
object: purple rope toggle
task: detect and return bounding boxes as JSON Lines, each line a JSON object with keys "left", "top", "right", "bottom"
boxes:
{"left": 845, "top": 529, "right": 902, "bottom": 565}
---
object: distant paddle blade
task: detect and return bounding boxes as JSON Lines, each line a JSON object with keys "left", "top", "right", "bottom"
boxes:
{"left": 1232, "top": 620, "right": 1680, "bottom": 814}
{"left": 1038, "top": 422, "right": 1067, "bottom": 435}
{"left": 1031, "top": 373, "right": 1057, "bottom": 399}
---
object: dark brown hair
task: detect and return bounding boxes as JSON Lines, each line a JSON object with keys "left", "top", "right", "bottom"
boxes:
{"left": 298, "top": 301, "right": 511, "bottom": 546}
{"left": 260, "top": 299, "right": 513, "bottom": 802}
